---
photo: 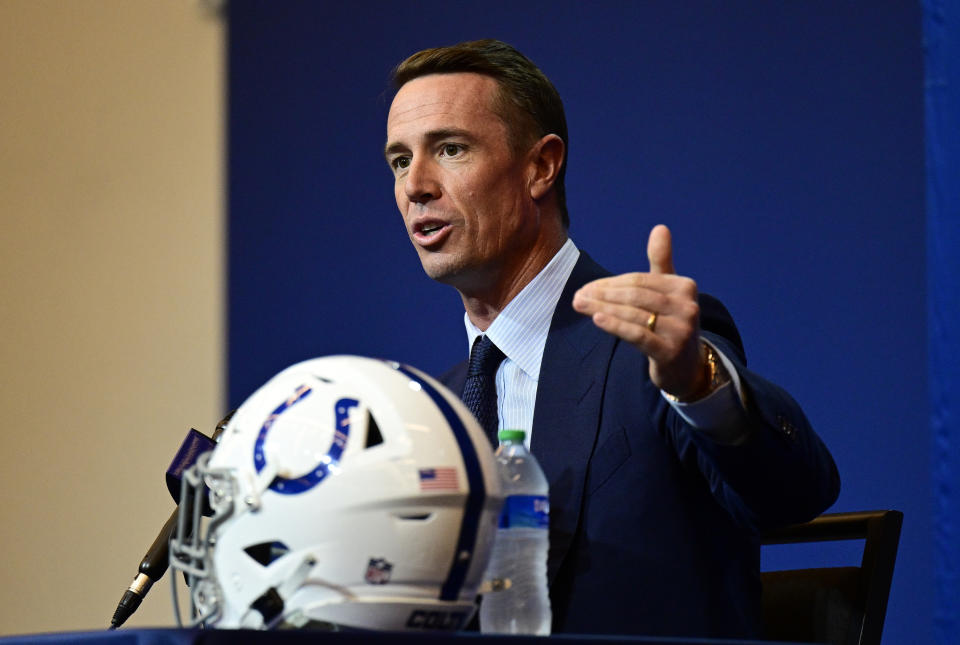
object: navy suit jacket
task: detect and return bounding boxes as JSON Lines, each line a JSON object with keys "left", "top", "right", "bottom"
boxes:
{"left": 440, "top": 252, "right": 840, "bottom": 638}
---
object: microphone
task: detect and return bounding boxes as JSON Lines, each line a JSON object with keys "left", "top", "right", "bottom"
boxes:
{"left": 109, "top": 510, "right": 178, "bottom": 629}
{"left": 109, "top": 410, "right": 235, "bottom": 629}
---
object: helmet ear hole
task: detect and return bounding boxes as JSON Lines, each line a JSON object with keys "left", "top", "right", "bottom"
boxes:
{"left": 394, "top": 512, "right": 433, "bottom": 521}
{"left": 244, "top": 541, "right": 291, "bottom": 566}
{"left": 365, "top": 411, "right": 384, "bottom": 449}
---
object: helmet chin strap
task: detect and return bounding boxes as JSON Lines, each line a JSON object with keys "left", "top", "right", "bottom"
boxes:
{"left": 241, "top": 554, "right": 318, "bottom": 629}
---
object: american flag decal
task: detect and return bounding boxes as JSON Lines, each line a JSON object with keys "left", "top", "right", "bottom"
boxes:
{"left": 419, "top": 467, "right": 459, "bottom": 491}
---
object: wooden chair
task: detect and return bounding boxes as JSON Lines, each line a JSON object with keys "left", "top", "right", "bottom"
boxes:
{"left": 760, "top": 510, "right": 903, "bottom": 645}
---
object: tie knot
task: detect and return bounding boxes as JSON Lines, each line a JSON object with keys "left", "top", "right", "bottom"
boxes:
{"left": 467, "top": 335, "right": 506, "bottom": 378}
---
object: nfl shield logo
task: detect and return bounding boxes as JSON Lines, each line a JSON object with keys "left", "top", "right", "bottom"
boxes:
{"left": 365, "top": 557, "right": 393, "bottom": 585}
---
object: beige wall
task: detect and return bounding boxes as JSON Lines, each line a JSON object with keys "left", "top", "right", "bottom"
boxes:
{"left": 0, "top": 1, "right": 224, "bottom": 634}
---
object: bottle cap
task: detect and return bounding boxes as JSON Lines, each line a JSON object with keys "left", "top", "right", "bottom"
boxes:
{"left": 497, "top": 429, "right": 526, "bottom": 442}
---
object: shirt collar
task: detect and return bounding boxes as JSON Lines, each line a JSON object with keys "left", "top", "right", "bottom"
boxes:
{"left": 465, "top": 238, "right": 580, "bottom": 381}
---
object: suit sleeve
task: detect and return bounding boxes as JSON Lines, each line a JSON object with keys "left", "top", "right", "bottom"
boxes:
{"left": 660, "top": 294, "right": 841, "bottom": 533}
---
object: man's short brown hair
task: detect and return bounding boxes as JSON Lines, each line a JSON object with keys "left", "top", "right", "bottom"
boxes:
{"left": 392, "top": 39, "right": 569, "bottom": 228}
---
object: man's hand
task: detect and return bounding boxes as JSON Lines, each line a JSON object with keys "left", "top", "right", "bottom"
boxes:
{"left": 572, "top": 225, "right": 708, "bottom": 400}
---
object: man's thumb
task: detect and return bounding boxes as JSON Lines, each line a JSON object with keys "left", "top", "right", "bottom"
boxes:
{"left": 647, "top": 224, "right": 676, "bottom": 274}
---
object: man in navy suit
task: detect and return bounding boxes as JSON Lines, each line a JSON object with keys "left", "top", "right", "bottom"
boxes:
{"left": 384, "top": 39, "right": 839, "bottom": 638}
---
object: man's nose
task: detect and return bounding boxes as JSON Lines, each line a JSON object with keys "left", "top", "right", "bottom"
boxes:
{"left": 404, "top": 157, "right": 439, "bottom": 204}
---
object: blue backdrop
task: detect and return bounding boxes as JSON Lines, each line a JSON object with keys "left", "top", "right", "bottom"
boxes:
{"left": 924, "top": 1, "right": 960, "bottom": 643}
{"left": 227, "top": 2, "right": 938, "bottom": 643}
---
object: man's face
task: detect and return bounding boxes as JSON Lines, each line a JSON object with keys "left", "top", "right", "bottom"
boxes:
{"left": 385, "top": 73, "right": 540, "bottom": 294}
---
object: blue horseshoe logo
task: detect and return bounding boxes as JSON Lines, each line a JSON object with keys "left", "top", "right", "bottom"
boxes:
{"left": 253, "top": 384, "right": 358, "bottom": 494}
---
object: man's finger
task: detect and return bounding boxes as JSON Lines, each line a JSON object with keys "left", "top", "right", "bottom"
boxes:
{"left": 647, "top": 224, "right": 675, "bottom": 274}
{"left": 576, "top": 271, "right": 688, "bottom": 295}
{"left": 589, "top": 310, "right": 679, "bottom": 366}
{"left": 574, "top": 285, "right": 671, "bottom": 314}
{"left": 575, "top": 295, "right": 657, "bottom": 326}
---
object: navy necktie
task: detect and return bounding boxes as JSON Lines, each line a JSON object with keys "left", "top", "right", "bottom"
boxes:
{"left": 463, "top": 335, "right": 507, "bottom": 447}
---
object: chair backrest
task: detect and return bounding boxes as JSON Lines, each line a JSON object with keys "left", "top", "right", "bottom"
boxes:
{"left": 760, "top": 510, "right": 903, "bottom": 645}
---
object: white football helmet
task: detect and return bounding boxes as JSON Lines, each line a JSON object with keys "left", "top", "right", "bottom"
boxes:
{"left": 170, "top": 356, "right": 502, "bottom": 631}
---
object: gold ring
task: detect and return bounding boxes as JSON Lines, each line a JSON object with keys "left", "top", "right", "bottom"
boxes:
{"left": 645, "top": 312, "right": 657, "bottom": 332}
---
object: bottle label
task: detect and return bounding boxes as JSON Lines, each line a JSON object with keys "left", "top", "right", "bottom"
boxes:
{"left": 499, "top": 494, "right": 549, "bottom": 529}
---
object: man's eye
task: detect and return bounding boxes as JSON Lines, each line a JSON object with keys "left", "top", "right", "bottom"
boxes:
{"left": 393, "top": 157, "right": 410, "bottom": 170}
{"left": 441, "top": 144, "right": 463, "bottom": 157}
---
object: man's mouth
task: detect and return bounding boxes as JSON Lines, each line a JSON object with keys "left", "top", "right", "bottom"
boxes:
{"left": 412, "top": 219, "right": 452, "bottom": 246}
{"left": 420, "top": 222, "right": 445, "bottom": 237}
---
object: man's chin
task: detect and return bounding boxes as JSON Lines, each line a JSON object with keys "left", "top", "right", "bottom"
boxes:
{"left": 420, "top": 260, "right": 462, "bottom": 284}
{"left": 418, "top": 256, "right": 475, "bottom": 289}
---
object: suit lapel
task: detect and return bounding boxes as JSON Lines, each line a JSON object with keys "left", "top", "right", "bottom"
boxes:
{"left": 438, "top": 360, "right": 468, "bottom": 396}
{"left": 531, "top": 252, "right": 616, "bottom": 585}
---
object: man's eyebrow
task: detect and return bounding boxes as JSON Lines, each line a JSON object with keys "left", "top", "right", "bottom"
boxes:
{"left": 384, "top": 140, "right": 408, "bottom": 159}
{"left": 384, "top": 128, "right": 475, "bottom": 159}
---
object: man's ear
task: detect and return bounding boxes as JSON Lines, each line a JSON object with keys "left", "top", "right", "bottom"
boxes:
{"left": 528, "top": 134, "right": 565, "bottom": 201}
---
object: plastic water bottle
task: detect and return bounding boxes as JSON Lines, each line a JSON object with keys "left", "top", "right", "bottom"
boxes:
{"left": 480, "top": 429, "right": 552, "bottom": 635}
